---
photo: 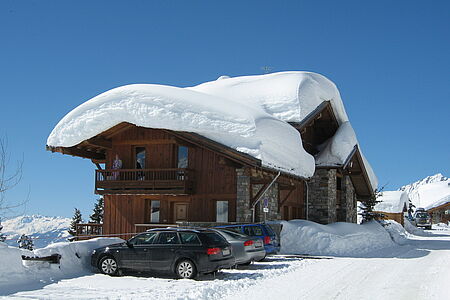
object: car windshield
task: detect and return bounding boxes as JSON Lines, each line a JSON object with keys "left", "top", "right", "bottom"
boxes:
{"left": 415, "top": 213, "right": 429, "bottom": 218}
{"left": 129, "top": 232, "right": 157, "bottom": 245}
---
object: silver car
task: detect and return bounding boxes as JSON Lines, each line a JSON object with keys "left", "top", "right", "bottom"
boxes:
{"left": 214, "top": 229, "right": 266, "bottom": 265}
{"left": 414, "top": 211, "right": 432, "bottom": 230}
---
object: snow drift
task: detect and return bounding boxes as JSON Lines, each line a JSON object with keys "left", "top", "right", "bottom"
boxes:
{"left": 47, "top": 84, "right": 315, "bottom": 178}
{"left": 0, "top": 238, "right": 124, "bottom": 295}
{"left": 280, "top": 220, "right": 395, "bottom": 257}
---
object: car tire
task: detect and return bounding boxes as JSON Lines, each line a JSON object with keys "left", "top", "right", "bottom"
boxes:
{"left": 257, "top": 255, "right": 266, "bottom": 262}
{"left": 239, "top": 261, "right": 252, "bottom": 266}
{"left": 99, "top": 256, "right": 119, "bottom": 276}
{"left": 176, "top": 259, "right": 197, "bottom": 279}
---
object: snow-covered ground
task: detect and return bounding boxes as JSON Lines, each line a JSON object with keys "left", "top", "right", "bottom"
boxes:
{"left": 1, "top": 222, "right": 449, "bottom": 299}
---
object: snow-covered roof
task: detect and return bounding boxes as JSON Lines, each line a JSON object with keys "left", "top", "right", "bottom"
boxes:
{"left": 47, "top": 84, "right": 315, "bottom": 178}
{"left": 374, "top": 191, "right": 409, "bottom": 213}
{"left": 425, "top": 195, "right": 450, "bottom": 210}
{"left": 315, "top": 122, "right": 378, "bottom": 190}
{"left": 189, "top": 71, "right": 349, "bottom": 124}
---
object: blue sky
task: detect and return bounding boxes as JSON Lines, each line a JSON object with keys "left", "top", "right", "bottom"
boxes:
{"left": 0, "top": 1, "right": 449, "bottom": 218}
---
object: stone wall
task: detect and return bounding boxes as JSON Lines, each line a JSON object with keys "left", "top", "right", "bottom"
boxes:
{"left": 307, "top": 168, "right": 337, "bottom": 224}
{"left": 344, "top": 175, "right": 357, "bottom": 223}
{"left": 252, "top": 183, "right": 281, "bottom": 222}
{"left": 235, "top": 168, "right": 282, "bottom": 222}
{"left": 236, "top": 168, "right": 252, "bottom": 222}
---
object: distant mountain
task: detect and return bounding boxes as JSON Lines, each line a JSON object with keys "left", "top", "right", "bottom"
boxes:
{"left": 0, "top": 215, "right": 71, "bottom": 249}
{"left": 399, "top": 173, "right": 450, "bottom": 210}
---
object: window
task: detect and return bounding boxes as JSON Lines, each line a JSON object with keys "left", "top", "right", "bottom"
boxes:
{"left": 150, "top": 200, "right": 160, "bottom": 223}
{"left": 216, "top": 201, "right": 228, "bottom": 222}
{"left": 155, "top": 232, "right": 180, "bottom": 244}
{"left": 243, "top": 225, "right": 263, "bottom": 236}
{"left": 129, "top": 232, "right": 157, "bottom": 245}
{"left": 177, "top": 146, "right": 188, "bottom": 168}
{"left": 179, "top": 232, "right": 201, "bottom": 245}
{"left": 135, "top": 147, "right": 146, "bottom": 169}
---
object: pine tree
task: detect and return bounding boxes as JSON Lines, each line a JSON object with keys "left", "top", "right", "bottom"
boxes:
{"left": 89, "top": 198, "right": 104, "bottom": 224}
{"left": 68, "top": 208, "right": 83, "bottom": 236}
{"left": 17, "top": 234, "right": 33, "bottom": 250}
{"left": 359, "top": 188, "right": 385, "bottom": 223}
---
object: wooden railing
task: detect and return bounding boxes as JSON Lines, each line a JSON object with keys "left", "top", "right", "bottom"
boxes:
{"left": 75, "top": 223, "right": 103, "bottom": 240}
{"left": 95, "top": 168, "right": 194, "bottom": 195}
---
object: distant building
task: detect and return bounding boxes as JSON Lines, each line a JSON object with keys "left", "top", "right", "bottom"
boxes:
{"left": 374, "top": 191, "right": 409, "bottom": 226}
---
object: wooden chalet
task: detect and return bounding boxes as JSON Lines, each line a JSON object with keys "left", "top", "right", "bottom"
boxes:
{"left": 427, "top": 198, "right": 450, "bottom": 224}
{"left": 47, "top": 122, "right": 307, "bottom": 237}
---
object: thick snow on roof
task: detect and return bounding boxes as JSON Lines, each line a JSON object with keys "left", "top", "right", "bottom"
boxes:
{"left": 189, "top": 71, "right": 349, "bottom": 124}
{"left": 47, "top": 84, "right": 315, "bottom": 178}
{"left": 315, "top": 122, "right": 378, "bottom": 190}
{"left": 426, "top": 195, "right": 450, "bottom": 210}
{"left": 374, "top": 191, "right": 409, "bottom": 213}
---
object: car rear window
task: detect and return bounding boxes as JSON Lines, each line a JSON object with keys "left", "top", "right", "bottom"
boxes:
{"left": 179, "top": 232, "right": 201, "bottom": 245}
{"left": 263, "top": 224, "right": 276, "bottom": 236}
{"left": 220, "top": 230, "right": 247, "bottom": 239}
{"left": 220, "top": 226, "right": 242, "bottom": 234}
{"left": 203, "top": 232, "right": 228, "bottom": 246}
{"left": 243, "top": 226, "right": 263, "bottom": 236}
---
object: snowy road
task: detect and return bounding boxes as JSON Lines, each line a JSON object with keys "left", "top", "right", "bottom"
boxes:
{"left": 3, "top": 228, "right": 450, "bottom": 300}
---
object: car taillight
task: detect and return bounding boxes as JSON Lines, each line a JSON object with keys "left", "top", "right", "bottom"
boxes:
{"left": 244, "top": 240, "right": 253, "bottom": 247}
{"left": 264, "top": 236, "right": 270, "bottom": 245}
{"left": 206, "top": 247, "right": 221, "bottom": 255}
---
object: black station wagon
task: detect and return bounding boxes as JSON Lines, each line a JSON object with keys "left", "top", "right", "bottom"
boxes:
{"left": 91, "top": 228, "right": 235, "bottom": 279}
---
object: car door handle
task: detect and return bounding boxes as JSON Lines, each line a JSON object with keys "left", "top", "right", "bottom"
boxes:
{"left": 143, "top": 249, "right": 148, "bottom": 252}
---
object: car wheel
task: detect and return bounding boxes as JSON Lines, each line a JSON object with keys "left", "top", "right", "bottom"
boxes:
{"left": 257, "top": 255, "right": 266, "bottom": 262}
{"left": 239, "top": 261, "right": 252, "bottom": 266}
{"left": 99, "top": 256, "right": 119, "bottom": 276}
{"left": 176, "top": 259, "right": 197, "bottom": 279}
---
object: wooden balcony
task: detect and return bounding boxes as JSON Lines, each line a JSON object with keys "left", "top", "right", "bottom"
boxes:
{"left": 95, "top": 168, "right": 194, "bottom": 195}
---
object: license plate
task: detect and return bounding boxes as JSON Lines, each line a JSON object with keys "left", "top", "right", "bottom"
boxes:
{"left": 222, "top": 249, "right": 230, "bottom": 256}
{"left": 255, "top": 241, "right": 263, "bottom": 247}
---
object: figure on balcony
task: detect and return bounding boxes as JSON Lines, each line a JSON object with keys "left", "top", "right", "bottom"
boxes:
{"left": 112, "top": 154, "right": 122, "bottom": 180}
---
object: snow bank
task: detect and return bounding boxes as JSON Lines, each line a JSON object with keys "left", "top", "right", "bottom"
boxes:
{"left": 47, "top": 84, "right": 315, "bottom": 178}
{"left": 315, "top": 122, "right": 378, "bottom": 190}
{"left": 374, "top": 191, "right": 409, "bottom": 213}
{"left": 189, "top": 71, "right": 349, "bottom": 124}
{"left": 280, "top": 220, "right": 394, "bottom": 257}
{"left": 0, "top": 238, "right": 123, "bottom": 295}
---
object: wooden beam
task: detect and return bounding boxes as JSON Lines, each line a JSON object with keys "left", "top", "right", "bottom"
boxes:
{"left": 114, "top": 139, "right": 177, "bottom": 145}
{"left": 278, "top": 187, "right": 295, "bottom": 212}
{"left": 47, "top": 145, "right": 105, "bottom": 160}
{"left": 250, "top": 181, "right": 272, "bottom": 208}
{"left": 103, "top": 123, "right": 134, "bottom": 139}
{"left": 86, "top": 137, "right": 112, "bottom": 149}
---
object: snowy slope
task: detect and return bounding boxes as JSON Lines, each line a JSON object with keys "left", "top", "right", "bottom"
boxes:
{"left": 1, "top": 215, "right": 71, "bottom": 249}
{"left": 399, "top": 174, "right": 450, "bottom": 210}
{"left": 47, "top": 84, "right": 315, "bottom": 178}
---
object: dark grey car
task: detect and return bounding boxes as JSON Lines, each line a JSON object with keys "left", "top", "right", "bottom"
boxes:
{"left": 214, "top": 229, "right": 266, "bottom": 265}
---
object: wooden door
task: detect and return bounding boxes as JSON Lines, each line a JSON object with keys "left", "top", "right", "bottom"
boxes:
{"left": 174, "top": 203, "right": 188, "bottom": 222}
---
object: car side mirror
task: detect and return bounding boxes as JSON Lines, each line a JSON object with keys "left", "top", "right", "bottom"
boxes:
{"left": 126, "top": 241, "right": 134, "bottom": 248}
